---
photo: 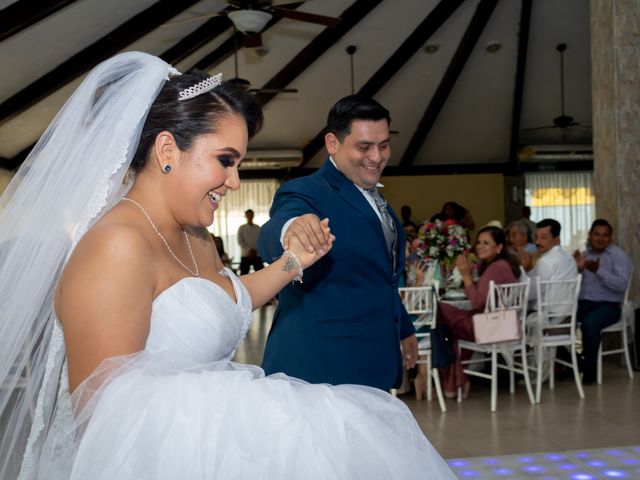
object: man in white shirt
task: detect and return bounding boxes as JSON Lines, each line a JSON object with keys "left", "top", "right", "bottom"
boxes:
{"left": 522, "top": 219, "right": 579, "bottom": 380}
{"left": 524, "top": 218, "right": 578, "bottom": 307}
{"left": 237, "top": 209, "right": 263, "bottom": 275}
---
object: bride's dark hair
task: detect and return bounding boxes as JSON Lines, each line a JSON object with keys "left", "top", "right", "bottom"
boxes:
{"left": 130, "top": 70, "right": 264, "bottom": 172}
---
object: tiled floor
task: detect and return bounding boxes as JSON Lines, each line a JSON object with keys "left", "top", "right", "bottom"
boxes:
{"left": 236, "top": 305, "right": 640, "bottom": 479}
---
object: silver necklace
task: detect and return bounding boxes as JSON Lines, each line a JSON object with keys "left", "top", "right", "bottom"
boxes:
{"left": 122, "top": 197, "right": 199, "bottom": 277}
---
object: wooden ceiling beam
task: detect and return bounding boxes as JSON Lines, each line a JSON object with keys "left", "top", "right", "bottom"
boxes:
{"left": 399, "top": 0, "right": 499, "bottom": 167}
{"left": 3, "top": 4, "right": 303, "bottom": 171}
{"left": 2, "top": 143, "right": 32, "bottom": 171}
{"left": 0, "top": 0, "right": 78, "bottom": 42}
{"left": 190, "top": 31, "right": 242, "bottom": 72}
{"left": 506, "top": 0, "right": 533, "bottom": 175}
{"left": 255, "top": 0, "right": 384, "bottom": 106}
{"left": 301, "top": 0, "right": 465, "bottom": 166}
{"left": 0, "top": 0, "right": 202, "bottom": 127}
{"left": 160, "top": 15, "right": 232, "bottom": 66}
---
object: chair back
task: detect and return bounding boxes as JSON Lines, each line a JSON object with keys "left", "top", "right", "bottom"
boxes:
{"left": 621, "top": 268, "right": 634, "bottom": 325}
{"left": 534, "top": 276, "right": 582, "bottom": 336}
{"left": 398, "top": 283, "right": 438, "bottom": 330}
{"left": 488, "top": 278, "right": 531, "bottom": 342}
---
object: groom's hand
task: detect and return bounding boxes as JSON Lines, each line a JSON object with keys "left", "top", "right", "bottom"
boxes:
{"left": 284, "top": 214, "right": 332, "bottom": 255}
{"left": 401, "top": 334, "right": 418, "bottom": 370}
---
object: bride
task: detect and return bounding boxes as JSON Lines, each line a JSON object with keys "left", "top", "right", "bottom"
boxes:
{"left": 0, "top": 52, "right": 456, "bottom": 479}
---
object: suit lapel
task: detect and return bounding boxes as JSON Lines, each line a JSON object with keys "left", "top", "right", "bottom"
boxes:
{"left": 319, "top": 159, "right": 391, "bottom": 259}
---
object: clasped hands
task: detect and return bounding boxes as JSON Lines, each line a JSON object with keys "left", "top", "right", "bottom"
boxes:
{"left": 573, "top": 250, "right": 599, "bottom": 273}
{"left": 284, "top": 214, "right": 335, "bottom": 269}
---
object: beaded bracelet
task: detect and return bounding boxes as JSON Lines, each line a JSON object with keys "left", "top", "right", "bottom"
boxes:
{"left": 281, "top": 251, "right": 303, "bottom": 283}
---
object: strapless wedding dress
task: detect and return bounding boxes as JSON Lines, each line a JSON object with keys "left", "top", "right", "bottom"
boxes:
{"left": 38, "top": 269, "right": 456, "bottom": 479}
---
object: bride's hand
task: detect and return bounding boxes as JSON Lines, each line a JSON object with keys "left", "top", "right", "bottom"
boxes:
{"left": 286, "top": 218, "right": 335, "bottom": 269}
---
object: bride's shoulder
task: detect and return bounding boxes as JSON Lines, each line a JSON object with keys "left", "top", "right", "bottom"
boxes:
{"left": 78, "top": 218, "right": 153, "bottom": 262}
{"left": 61, "top": 216, "right": 155, "bottom": 290}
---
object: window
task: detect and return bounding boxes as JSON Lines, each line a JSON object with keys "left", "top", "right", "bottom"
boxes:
{"left": 525, "top": 172, "right": 595, "bottom": 252}
{"left": 208, "top": 179, "right": 279, "bottom": 267}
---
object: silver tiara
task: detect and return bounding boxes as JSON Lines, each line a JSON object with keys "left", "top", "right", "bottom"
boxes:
{"left": 178, "top": 73, "right": 223, "bottom": 101}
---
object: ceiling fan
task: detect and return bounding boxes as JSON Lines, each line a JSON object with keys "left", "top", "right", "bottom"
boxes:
{"left": 229, "top": 30, "right": 298, "bottom": 95}
{"left": 522, "top": 43, "right": 591, "bottom": 135}
{"left": 164, "top": 0, "right": 341, "bottom": 47}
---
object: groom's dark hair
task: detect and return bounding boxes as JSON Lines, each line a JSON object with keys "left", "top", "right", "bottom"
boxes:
{"left": 325, "top": 95, "right": 391, "bottom": 141}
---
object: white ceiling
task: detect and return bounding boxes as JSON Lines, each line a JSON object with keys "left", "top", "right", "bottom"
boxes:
{"left": 0, "top": 0, "right": 593, "bottom": 172}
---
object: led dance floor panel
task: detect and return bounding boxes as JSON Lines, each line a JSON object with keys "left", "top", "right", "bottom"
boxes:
{"left": 447, "top": 445, "right": 640, "bottom": 479}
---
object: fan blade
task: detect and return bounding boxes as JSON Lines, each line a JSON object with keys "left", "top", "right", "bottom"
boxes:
{"left": 229, "top": 0, "right": 272, "bottom": 7}
{"left": 250, "top": 88, "right": 298, "bottom": 93}
{"left": 243, "top": 33, "right": 263, "bottom": 47}
{"left": 522, "top": 125, "right": 558, "bottom": 132}
{"left": 272, "top": 7, "right": 340, "bottom": 27}
{"left": 161, "top": 12, "right": 224, "bottom": 27}
{"left": 271, "top": 0, "right": 309, "bottom": 6}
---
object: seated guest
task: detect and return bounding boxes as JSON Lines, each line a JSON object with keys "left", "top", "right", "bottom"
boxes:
{"left": 430, "top": 201, "right": 476, "bottom": 233}
{"left": 402, "top": 222, "right": 420, "bottom": 286}
{"left": 523, "top": 219, "right": 577, "bottom": 312}
{"left": 519, "top": 205, "right": 537, "bottom": 243}
{"left": 522, "top": 219, "right": 577, "bottom": 382}
{"left": 401, "top": 204, "right": 418, "bottom": 230}
{"left": 573, "top": 219, "right": 633, "bottom": 384}
{"left": 507, "top": 221, "right": 537, "bottom": 255}
{"left": 403, "top": 221, "right": 419, "bottom": 242}
{"left": 437, "top": 226, "right": 520, "bottom": 398}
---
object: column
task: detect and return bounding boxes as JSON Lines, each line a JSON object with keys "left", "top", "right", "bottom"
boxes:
{"left": 590, "top": 0, "right": 640, "bottom": 302}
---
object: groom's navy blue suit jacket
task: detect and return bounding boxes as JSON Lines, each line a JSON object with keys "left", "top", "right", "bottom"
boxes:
{"left": 258, "top": 159, "right": 414, "bottom": 390}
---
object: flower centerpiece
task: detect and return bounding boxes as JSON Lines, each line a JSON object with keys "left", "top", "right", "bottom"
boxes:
{"left": 412, "top": 219, "right": 472, "bottom": 274}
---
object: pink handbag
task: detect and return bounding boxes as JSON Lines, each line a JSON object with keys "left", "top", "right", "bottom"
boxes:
{"left": 472, "top": 290, "right": 522, "bottom": 344}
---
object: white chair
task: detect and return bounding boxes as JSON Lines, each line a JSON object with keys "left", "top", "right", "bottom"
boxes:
{"left": 527, "top": 276, "right": 584, "bottom": 403}
{"left": 457, "top": 278, "right": 534, "bottom": 412}
{"left": 398, "top": 285, "right": 447, "bottom": 412}
{"left": 597, "top": 272, "right": 635, "bottom": 383}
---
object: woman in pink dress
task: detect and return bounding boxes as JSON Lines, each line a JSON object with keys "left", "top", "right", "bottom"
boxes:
{"left": 437, "top": 226, "right": 520, "bottom": 397}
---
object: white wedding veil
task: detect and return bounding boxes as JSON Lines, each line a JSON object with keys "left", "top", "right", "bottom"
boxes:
{"left": 0, "top": 51, "right": 178, "bottom": 479}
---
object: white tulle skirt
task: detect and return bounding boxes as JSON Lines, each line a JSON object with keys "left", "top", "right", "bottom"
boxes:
{"left": 37, "top": 353, "right": 456, "bottom": 479}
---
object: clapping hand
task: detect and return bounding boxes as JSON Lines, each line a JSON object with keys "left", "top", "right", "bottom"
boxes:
{"left": 455, "top": 254, "right": 471, "bottom": 277}
{"left": 411, "top": 259, "right": 429, "bottom": 286}
{"left": 572, "top": 250, "right": 598, "bottom": 272}
{"left": 518, "top": 248, "right": 534, "bottom": 271}
{"left": 573, "top": 250, "right": 585, "bottom": 271}
{"left": 584, "top": 257, "right": 599, "bottom": 273}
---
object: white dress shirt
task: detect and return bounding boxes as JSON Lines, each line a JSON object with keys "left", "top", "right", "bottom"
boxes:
{"left": 527, "top": 245, "right": 578, "bottom": 317}
{"left": 525, "top": 245, "right": 579, "bottom": 336}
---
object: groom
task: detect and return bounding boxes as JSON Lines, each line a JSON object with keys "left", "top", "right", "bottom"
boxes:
{"left": 258, "top": 95, "right": 417, "bottom": 390}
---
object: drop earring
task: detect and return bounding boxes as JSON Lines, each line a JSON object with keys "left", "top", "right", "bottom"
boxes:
{"left": 162, "top": 164, "right": 172, "bottom": 174}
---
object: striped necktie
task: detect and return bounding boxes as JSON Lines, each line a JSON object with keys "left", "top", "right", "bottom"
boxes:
{"left": 367, "top": 187, "right": 397, "bottom": 268}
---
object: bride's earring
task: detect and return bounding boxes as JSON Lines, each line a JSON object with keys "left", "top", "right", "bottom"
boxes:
{"left": 162, "top": 164, "right": 172, "bottom": 174}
